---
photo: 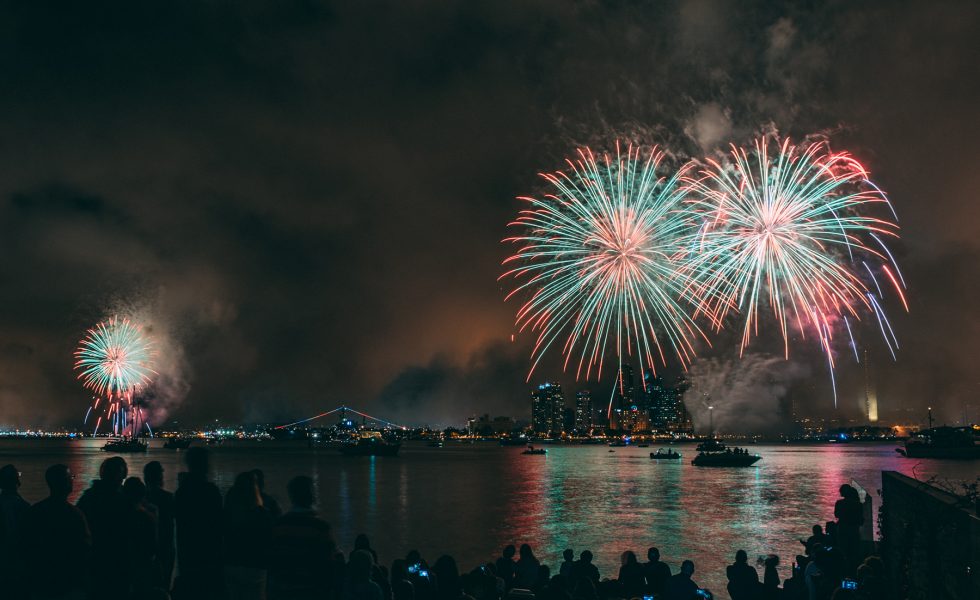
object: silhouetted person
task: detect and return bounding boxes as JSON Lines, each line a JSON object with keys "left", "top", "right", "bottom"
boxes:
{"left": 762, "top": 555, "right": 781, "bottom": 600}
{"left": 617, "top": 551, "right": 645, "bottom": 598}
{"left": 0, "top": 464, "right": 29, "bottom": 594}
{"left": 121, "top": 477, "right": 159, "bottom": 597}
{"left": 252, "top": 469, "right": 283, "bottom": 518}
{"left": 268, "top": 475, "right": 336, "bottom": 599}
{"left": 726, "top": 550, "right": 759, "bottom": 600}
{"left": 569, "top": 550, "right": 599, "bottom": 587}
{"left": 224, "top": 471, "right": 275, "bottom": 600}
{"left": 174, "top": 447, "right": 224, "bottom": 599}
{"left": 23, "top": 464, "right": 91, "bottom": 600}
{"left": 495, "top": 545, "right": 517, "bottom": 589}
{"left": 351, "top": 533, "right": 379, "bottom": 565}
{"left": 643, "top": 547, "right": 671, "bottom": 596}
{"left": 143, "top": 461, "right": 175, "bottom": 589}
{"left": 559, "top": 549, "right": 575, "bottom": 579}
{"left": 664, "top": 560, "right": 700, "bottom": 600}
{"left": 76, "top": 456, "right": 128, "bottom": 599}
{"left": 344, "top": 549, "right": 383, "bottom": 600}
{"left": 834, "top": 485, "right": 863, "bottom": 573}
{"left": 514, "top": 544, "right": 540, "bottom": 589}
{"left": 433, "top": 554, "right": 463, "bottom": 600}
{"left": 801, "top": 525, "right": 826, "bottom": 553}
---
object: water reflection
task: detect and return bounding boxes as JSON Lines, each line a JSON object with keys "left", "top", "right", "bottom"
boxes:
{"left": 1, "top": 439, "right": 975, "bottom": 593}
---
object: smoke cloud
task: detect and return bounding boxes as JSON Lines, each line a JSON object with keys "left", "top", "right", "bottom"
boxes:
{"left": 685, "top": 353, "right": 809, "bottom": 434}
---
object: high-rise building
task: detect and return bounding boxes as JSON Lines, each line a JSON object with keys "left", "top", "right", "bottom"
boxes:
{"left": 669, "top": 375, "right": 693, "bottom": 433}
{"left": 574, "top": 390, "right": 594, "bottom": 432}
{"left": 611, "top": 364, "right": 637, "bottom": 431}
{"left": 531, "top": 382, "right": 565, "bottom": 435}
{"left": 646, "top": 370, "right": 676, "bottom": 430}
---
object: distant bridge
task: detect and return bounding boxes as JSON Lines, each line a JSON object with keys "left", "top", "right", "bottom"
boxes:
{"left": 275, "top": 405, "right": 407, "bottom": 430}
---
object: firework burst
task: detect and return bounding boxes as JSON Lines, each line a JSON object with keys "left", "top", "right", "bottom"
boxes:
{"left": 74, "top": 316, "right": 157, "bottom": 435}
{"left": 683, "top": 136, "right": 907, "bottom": 401}
{"left": 501, "top": 143, "right": 707, "bottom": 386}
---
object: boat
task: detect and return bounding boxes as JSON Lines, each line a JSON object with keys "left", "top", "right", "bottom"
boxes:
{"left": 339, "top": 431, "right": 401, "bottom": 456}
{"left": 521, "top": 445, "right": 547, "bottom": 455}
{"left": 427, "top": 441, "right": 444, "bottom": 448}
{"left": 650, "top": 448, "right": 681, "bottom": 460}
{"left": 102, "top": 437, "right": 148, "bottom": 453}
{"left": 608, "top": 441, "right": 628, "bottom": 447}
{"left": 691, "top": 439, "right": 761, "bottom": 467}
{"left": 896, "top": 426, "right": 980, "bottom": 459}
{"left": 163, "top": 437, "right": 192, "bottom": 450}
{"left": 637, "top": 443, "right": 650, "bottom": 448}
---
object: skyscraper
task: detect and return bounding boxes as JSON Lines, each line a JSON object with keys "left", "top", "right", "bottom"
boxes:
{"left": 574, "top": 389, "right": 594, "bottom": 432}
{"left": 531, "top": 382, "right": 565, "bottom": 435}
{"left": 610, "top": 364, "right": 638, "bottom": 431}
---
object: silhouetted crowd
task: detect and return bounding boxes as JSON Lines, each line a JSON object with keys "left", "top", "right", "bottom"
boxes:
{"left": 0, "top": 451, "right": 887, "bottom": 600}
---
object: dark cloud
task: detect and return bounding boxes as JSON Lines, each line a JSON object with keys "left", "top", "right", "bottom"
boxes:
{"left": 0, "top": 1, "right": 976, "bottom": 428}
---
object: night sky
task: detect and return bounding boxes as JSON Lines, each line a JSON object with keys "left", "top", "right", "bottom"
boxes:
{"left": 1, "top": 1, "right": 977, "bottom": 428}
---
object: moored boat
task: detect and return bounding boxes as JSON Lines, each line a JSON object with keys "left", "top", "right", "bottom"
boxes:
{"left": 691, "top": 439, "right": 760, "bottom": 467}
{"left": 163, "top": 437, "right": 192, "bottom": 450}
{"left": 650, "top": 448, "right": 681, "bottom": 460}
{"left": 521, "top": 445, "right": 547, "bottom": 455}
{"left": 896, "top": 426, "right": 980, "bottom": 459}
{"left": 102, "top": 437, "right": 148, "bottom": 453}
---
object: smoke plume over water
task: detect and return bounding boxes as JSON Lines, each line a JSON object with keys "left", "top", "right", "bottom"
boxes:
{"left": 685, "top": 353, "right": 809, "bottom": 434}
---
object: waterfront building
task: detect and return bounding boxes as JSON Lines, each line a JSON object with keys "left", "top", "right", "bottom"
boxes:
{"left": 574, "top": 390, "right": 593, "bottom": 432}
{"left": 531, "top": 382, "right": 565, "bottom": 435}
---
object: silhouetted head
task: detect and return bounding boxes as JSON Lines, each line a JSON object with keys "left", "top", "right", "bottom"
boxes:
{"left": 537, "top": 564, "right": 550, "bottom": 585}
{"left": 812, "top": 524, "right": 823, "bottom": 536}
{"left": 390, "top": 558, "right": 408, "bottom": 582}
{"left": 0, "top": 464, "right": 20, "bottom": 493}
{"left": 123, "top": 476, "right": 146, "bottom": 505}
{"left": 580, "top": 550, "right": 593, "bottom": 563}
{"left": 100, "top": 456, "right": 128, "bottom": 487}
{"left": 839, "top": 484, "right": 856, "bottom": 499}
{"left": 45, "top": 464, "right": 74, "bottom": 498}
{"left": 563, "top": 549, "right": 574, "bottom": 561}
{"left": 621, "top": 551, "right": 637, "bottom": 566}
{"left": 825, "top": 521, "right": 837, "bottom": 534}
{"left": 434, "top": 555, "right": 461, "bottom": 592}
{"left": 735, "top": 550, "right": 748, "bottom": 564}
{"left": 143, "top": 461, "right": 164, "bottom": 488}
{"left": 349, "top": 549, "right": 374, "bottom": 582}
{"left": 764, "top": 555, "right": 780, "bottom": 568}
{"left": 519, "top": 544, "right": 533, "bottom": 559}
{"left": 252, "top": 469, "right": 266, "bottom": 491}
{"left": 228, "top": 471, "right": 261, "bottom": 511}
{"left": 406, "top": 550, "right": 422, "bottom": 565}
{"left": 184, "top": 447, "right": 210, "bottom": 476}
{"left": 355, "top": 533, "right": 372, "bottom": 551}
{"left": 680, "top": 560, "right": 694, "bottom": 576}
{"left": 647, "top": 547, "right": 660, "bottom": 562}
{"left": 503, "top": 544, "right": 516, "bottom": 559}
{"left": 287, "top": 475, "right": 315, "bottom": 509}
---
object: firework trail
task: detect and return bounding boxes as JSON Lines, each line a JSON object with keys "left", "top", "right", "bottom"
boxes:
{"left": 501, "top": 143, "right": 707, "bottom": 393}
{"left": 683, "top": 136, "right": 907, "bottom": 403}
{"left": 74, "top": 316, "right": 157, "bottom": 435}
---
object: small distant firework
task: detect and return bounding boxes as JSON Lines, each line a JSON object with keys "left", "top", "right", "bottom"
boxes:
{"left": 501, "top": 143, "right": 706, "bottom": 386}
{"left": 683, "top": 136, "right": 907, "bottom": 402}
{"left": 74, "top": 316, "right": 157, "bottom": 435}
